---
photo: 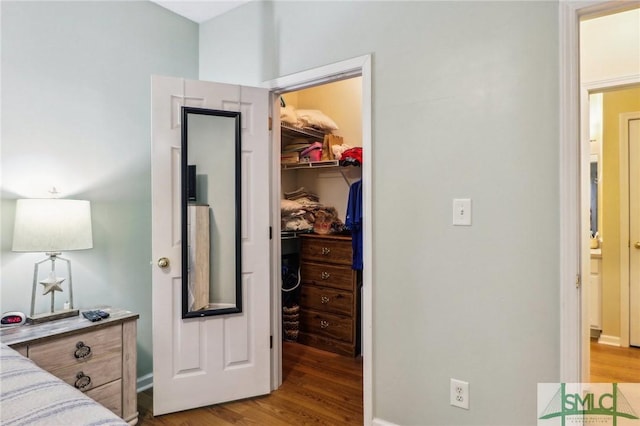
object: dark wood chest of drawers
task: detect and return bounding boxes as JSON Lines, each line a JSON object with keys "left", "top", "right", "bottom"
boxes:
{"left": 298, "top": 234, "right": 360, "bottom": 356}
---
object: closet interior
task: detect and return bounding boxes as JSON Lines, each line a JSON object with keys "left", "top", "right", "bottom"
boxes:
{"left": 279, "top": 77, "right": 364, "bottom": 358}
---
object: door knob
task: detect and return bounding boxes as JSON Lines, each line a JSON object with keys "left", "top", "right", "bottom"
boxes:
{"left": 157, "top": 257, "right": 170, "bottom": 268}
{"left": 635, "top": 242, "right": 640, "bottom": 249}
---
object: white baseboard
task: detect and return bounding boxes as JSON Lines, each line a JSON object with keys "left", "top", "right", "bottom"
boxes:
{"left": 597, "top": 334, "right": 621, "bottom": 347}
{"left": 137, "top": 373, "right": 153, "bottom": 392}
{"left": 372, "top": 418, "right": 399, "bottom": 426}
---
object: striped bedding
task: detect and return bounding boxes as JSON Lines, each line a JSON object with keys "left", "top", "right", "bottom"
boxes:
{"left": 0, "top": 344, "right": 128, "bottom": 426}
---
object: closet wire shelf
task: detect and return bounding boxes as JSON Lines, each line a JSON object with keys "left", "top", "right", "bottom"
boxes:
{"left": 281, "top": 160, "right": 340, "bottom": 170}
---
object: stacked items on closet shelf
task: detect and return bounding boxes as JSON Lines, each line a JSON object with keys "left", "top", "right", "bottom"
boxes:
{"left": 281, "top": 188, "right": 344, "bottom": 235}
{"left": 280, "top": 103, "right": 344, "bottom": 167}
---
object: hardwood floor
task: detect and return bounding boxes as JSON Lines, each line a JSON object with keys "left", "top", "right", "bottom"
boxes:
{"left": 135, "top": 340, "right": 637, "bottom": 424}
{"left": 590, "top": 340, "right": 640, "bottom": 382}
{"left": 137, "top": 341, "right": 363, "bottom": 425}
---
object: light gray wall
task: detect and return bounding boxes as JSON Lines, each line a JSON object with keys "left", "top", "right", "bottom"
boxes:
{"left": 1, "top": 1, "right": 198, "bottom": 380}
{"left": 2, "top": 1, "right": 562, "bottom": 423}
{"left": 200, "top": 1, "right": 560, "bottom": 425}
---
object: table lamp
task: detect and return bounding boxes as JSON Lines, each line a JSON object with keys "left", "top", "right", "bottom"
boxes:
{"left": 12, "top": 199, "right": 93, "bottom": 324}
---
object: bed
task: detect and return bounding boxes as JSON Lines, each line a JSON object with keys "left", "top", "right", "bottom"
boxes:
{"left": 0, "top": 343, "right": 128, "bottom": 426}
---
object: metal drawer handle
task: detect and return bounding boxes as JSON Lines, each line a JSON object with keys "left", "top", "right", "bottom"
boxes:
{"left": 74, "top": 341, "right": 92, "bottom": 359}
{"left": 321, "top": 247, "right": 331, "bottom": 255}
{"left": 321, "top": 271, "right": 330, "bottom": 280}
{"left": 320, "top": 320, "right": 329, "bottom": 329}
{"left": 74, "top": 371, "right": 92, "bottom": 390}
{"left": 321, "top": 296, "right": 330, "bottom": 304}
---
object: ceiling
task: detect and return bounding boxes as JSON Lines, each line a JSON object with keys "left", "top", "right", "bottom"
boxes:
{"left": 150, "top": 0, "right": 251, "bottom": 24}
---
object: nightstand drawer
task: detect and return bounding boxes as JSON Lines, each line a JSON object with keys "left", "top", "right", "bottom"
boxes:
{"left": 51, "top": 351, "right": 122, "bottom": 392}
{"left": 300, "top": 309, "right": 353, "bottom": 343}
{"left": 301, "top": 262, "right": 355, "bottom": 291}
{"left": 86, "top": 379, "right": 122, "bottom": 416}
{"left": 28, "top": 324, "right": 122, "bottom": 371}
{"left": 301, "top": 285, "right": 353, "bottom": 316}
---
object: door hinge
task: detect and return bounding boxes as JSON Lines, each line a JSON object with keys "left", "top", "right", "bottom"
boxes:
{"left": 269, "top": 226, "right": 273, "bottom": 240}
{"left": 270, "top": 335, "right": 273, "bottom": 349}
{"left": 268, "top": 117, "right": 272, "bottom": 131}
{"left": 576, "top": 274, "right": 581, "bottom": 288}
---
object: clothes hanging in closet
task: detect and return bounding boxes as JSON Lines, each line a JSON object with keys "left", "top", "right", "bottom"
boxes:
{"left": 345, "top": 179, "right": 363, "bottom": 270}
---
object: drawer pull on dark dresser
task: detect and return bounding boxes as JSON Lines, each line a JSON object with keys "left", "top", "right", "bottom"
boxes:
{"left": 74, "top": 371, "right": 92, "bottom": 390}
{"left": 320, "top": 296, "right": 330, "bottom": 304}
{"left": 320, "top": 320, "right": 330, "bottom": 329}
{"left": 74, "top": 341, "right": 92, "bottom": 359}
{"left": 321, "top": 247, "right": 331, "bottom": 255}
{"left": 321, "top": 271, "right": 331, "bottom": 280}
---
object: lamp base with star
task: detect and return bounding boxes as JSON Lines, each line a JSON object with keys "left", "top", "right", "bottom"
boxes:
{"left": 27, "top": 253, "right": 79, "bottom": 324}
{"left": 27, "top": 308, "right": 80, "bottom": 324}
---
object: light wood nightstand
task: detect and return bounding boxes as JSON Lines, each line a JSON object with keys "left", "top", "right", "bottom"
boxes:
{"left": 0, "top": 307, "right": 139, "bottom": 425}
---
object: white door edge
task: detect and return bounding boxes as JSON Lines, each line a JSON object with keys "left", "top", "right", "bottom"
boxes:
{"left": 263, "top": 53, "right": 373, "bottom": 424}
{"left": 560, "top": 0, "right": 640, "bottom": 383}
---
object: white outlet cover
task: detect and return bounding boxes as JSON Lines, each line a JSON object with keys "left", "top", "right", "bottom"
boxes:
{"left": 450, "top": 378, "right": 469, "bottom": 409}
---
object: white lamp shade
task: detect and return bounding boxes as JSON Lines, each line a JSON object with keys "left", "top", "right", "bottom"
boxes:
{"left": 12, "top": 199, "right": 93, "bottom": 252}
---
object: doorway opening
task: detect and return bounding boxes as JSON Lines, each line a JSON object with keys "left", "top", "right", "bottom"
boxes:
{"left": 266, "top": 55, "right": 372, "bottom": 421}
{"left": 584, "top": 85, "right": 640, "bottom": 383}
{"left": 577, "top": 6, "right": 640, "bottom": 383}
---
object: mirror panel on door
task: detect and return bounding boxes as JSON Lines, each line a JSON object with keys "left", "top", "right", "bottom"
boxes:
{"left": 182, "top": 107, "right": 242, "bottom": 318}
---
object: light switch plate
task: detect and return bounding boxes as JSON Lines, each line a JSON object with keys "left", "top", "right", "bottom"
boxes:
{"left": 453, "top": 199, "right": 472, "bottom": 226}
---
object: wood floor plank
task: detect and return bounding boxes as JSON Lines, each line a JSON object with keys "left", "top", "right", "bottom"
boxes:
{"left": 590, "top": 340, "right": 640, "bottom": 383}
{"left": 137, "top": 341, "right": 363, "bottom": 425}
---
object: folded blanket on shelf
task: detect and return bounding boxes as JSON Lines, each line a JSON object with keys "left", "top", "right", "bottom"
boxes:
{"left": 281, "top": 195, "right": 344, "bottom": 233}
{"left": 284, "top": 187, "right": 319, "bottom": 203}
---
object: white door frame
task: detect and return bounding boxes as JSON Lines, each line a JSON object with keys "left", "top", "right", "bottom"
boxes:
{"left": 560, "top": 0, "right": 640, "bottom": 382}
{"left": 263, "top": 54, "right": 373, "bottom": 423}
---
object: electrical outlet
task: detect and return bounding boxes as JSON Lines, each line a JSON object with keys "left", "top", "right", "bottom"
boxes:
{"left": 450, "top": 378, "right": 469, "bottom": 409}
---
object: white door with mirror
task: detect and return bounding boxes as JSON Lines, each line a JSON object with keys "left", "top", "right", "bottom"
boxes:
{"left": 151, "top": 76, "right": 270, "bottom": 414}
